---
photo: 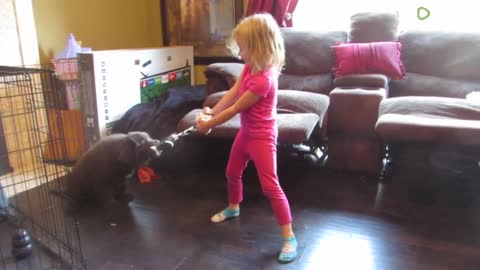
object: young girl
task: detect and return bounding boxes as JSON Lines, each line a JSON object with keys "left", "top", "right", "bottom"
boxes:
{"left": 195, "top": 13, "right": 297, "bottom": 263}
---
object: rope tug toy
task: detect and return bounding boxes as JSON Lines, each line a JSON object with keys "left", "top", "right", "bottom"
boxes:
{"left": 137, "top": 126, "right": 197, "bottom": 184}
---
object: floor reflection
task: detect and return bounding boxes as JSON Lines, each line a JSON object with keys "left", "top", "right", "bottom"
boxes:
{"left": 303, "top": 228, "right": 375, "bottom": 270}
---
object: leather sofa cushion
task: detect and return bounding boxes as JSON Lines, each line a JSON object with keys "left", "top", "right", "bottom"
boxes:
{"left": 399, "top": 31, "right": 480, "bottom": 82}
{"left": 278, "top": 73, "right": 334, "bottom": 95}
{"left": 328, "top": 87, "right": 386, "bottom": 136}
{"left": 204, "top": 63, "right": 244, "bottom": 94}
{"left": 281, "top": 29, "right": 347, "bottom": 75}
{"left": 178, "top": 90, "right": 330, "bottom": 143}
{"left": 203, "top": 90, "right": 330, "bottom": 128}
{"left": 348, "top": 11, "right": 400, "bottom": 43}
{"left": 204, "top": 63, "right": 244, "bottom": 84}
{"left": 177, "top": 109, "right": 320, "bottom": 144}
{"left": 334, "top": 74, "right": 389, "bottom": 89}
{"left": 389, "top": 72, "right": 480, "bottom": 99}
{"left": 376, "top": 96, "right": 480, "bottom": 145}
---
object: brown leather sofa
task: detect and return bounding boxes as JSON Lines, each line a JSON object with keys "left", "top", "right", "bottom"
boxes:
{"left": 178, "top": 12, "right": 480, "bottom": 177}
{"left": 178, "top": 29, "right": 343, "bottom": 163}
{"left": 375, "top": 31, "right": 480, "bottom": 179}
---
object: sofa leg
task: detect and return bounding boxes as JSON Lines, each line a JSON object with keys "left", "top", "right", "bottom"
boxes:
{"left": 379, "top": 146, "right": 393, "bottom": 182}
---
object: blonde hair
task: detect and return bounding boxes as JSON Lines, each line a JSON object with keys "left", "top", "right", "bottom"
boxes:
{"left": 227, "top": 13, "right": 285, "bottom": 72}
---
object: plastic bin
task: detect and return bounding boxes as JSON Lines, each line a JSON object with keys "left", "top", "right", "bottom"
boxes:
{"left": 52, "top": 58, "right": 78, "bottom": 80}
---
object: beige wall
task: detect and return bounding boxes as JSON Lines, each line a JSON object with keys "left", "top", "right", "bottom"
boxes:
{"left": 32, "top": 0, "right": 162, "bottom": 64}
{"left": 31, "top": 0, "right": 249, "bottom": 84}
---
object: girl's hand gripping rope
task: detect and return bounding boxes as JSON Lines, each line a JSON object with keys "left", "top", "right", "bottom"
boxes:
{"left": 195, "top": 107, "right": 213, "bottom": 135}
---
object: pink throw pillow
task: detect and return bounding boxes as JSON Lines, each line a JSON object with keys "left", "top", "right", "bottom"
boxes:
{"left": 331, "top": 42, "right": 406, "bottom": 80}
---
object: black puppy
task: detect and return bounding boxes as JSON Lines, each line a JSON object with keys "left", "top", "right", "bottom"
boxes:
{"left": 60, "top": 131, "right": 161, "bottom": 210}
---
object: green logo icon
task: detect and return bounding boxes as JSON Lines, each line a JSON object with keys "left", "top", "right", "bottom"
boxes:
{"left": 417, "top": 7, "right": 430, "bottom": 20}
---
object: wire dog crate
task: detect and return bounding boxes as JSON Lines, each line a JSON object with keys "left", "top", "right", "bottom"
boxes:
{"left": 0, "top": 66, "right": 87, "bottom": 269}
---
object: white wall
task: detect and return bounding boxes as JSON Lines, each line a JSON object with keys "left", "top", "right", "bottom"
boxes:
{"left": 0, "top": 0, "right": 39, "bottom": 66}
{"left": 294, "top": 0, "right": 479, "bottom": 33}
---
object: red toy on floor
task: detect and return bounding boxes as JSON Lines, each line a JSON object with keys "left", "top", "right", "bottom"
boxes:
{"left": 137, "top": 166, "right": 160, "bottom": 183}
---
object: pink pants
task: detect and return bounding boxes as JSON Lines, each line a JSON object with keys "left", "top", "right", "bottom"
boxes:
{"left": 226, "top": 131, "right": 292, "bottom": 225}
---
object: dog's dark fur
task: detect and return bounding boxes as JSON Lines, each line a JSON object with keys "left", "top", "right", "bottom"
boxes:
{"left": 60, "top": 131, "right": 160, "bottom": 210}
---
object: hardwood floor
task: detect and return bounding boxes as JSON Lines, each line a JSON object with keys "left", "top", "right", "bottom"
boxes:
{"left": 3, "top": 140, "right": 480, "bottom": 270}
{"left": 74, "top": 147, "right": 480, "bottom": 270}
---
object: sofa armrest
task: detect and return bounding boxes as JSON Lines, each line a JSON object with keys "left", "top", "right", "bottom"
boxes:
{"left": 328, "top": 87, "right": 387, "bottom": 136}
{"left": 204, "top": 63, "right": 244, "bottom": 95}
{"left": 203, "top": 91, "right": 227, "bottom": 107}
{"left": 334, "top": 74, "right": 389, "bottom": 89}
{"left": 326, "top": 87, "right": 387, "bottom": 174}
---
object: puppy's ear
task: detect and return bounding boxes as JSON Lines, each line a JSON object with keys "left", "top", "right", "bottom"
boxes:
{"left": 117, "top": 139, "right": 135, "bottom": 166}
